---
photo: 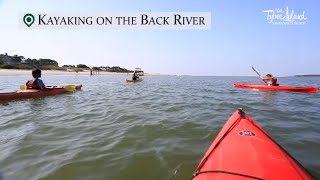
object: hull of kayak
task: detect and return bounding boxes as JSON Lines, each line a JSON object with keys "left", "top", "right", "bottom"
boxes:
{"left": 126, "top": 78, "right": 143, "bottom": 83}
{"left": 0, "top": 85, "right": 82, "bottom": 101}
{"left": 192, "top": 109, "right": 313, "bottom": 180}
{"left": 234, "top": 83, "right": 318, "bottom": 93}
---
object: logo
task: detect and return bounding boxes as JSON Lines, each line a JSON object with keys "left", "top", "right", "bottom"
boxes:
{"left": 23, "top": 13, "right": 35, "bottom": 27}
{"left": 239, "top": 130, "right": 256, "bottom": 136}
{"left": 262, "top": 6, "right": 307, "bottom": 25}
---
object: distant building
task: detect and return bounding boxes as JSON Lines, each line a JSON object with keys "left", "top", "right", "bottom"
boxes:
{"left": 0, "top": 54, "right": 13, "bottom": 64}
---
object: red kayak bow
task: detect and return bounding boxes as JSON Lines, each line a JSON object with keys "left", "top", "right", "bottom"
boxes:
{"left": 192, "top": 109, "right": 314, "bottom": 180}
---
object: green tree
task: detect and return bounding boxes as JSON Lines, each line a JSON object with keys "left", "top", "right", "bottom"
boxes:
{"left": 38, "top": 59, "right": 58, "bottom": 66}
{"left": 25, "top": 58, "right": 40, "bottom": 67}
{"left": 25, "top": 58, "right": 33, "bottom": 65}
{"left": 92, "top": 67, "right": 101, "bottom": 70}
{"left": 77, "top": 64, "right": 89, "bottom": 68}
{"left": 12, "top": 55, "right": 22, "bottom": 63}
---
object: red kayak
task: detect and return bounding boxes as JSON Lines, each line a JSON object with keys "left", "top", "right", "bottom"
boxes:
{"left": 192, "top": 109, "right": 314, "bottom": 180}
{"left": 234, "top": 83, "right": 318, "bottom": 93}
{"left": 0, "top": 85, "right": 82, "bottom": 101}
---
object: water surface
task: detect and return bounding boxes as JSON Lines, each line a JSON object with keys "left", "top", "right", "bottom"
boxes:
{"left": 0, "top": 75, "right": 319, "bottom": 179}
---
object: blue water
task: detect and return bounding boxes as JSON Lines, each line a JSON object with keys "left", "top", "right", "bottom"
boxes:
{"left": 0, "top": 75, "right": 319, "bottom": 179}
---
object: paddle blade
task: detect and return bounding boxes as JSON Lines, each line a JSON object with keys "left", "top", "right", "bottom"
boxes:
{"left": 64, "top": 85, "right": 76, "bottom": 92}
{"left": 251, "top": 66, "right": 267, "bottom": 84}
{"left": 20, "top": 85, "right": 27, "bottom": 91}
{"left": 251, "top": 66, "right": 261, "bottom": 76}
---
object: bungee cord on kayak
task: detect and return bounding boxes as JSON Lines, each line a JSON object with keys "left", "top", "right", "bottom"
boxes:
{"left": 192, "top": 109, "right": 267, "bottom": 180}
{"left": 192, "top": 170, "right": 265, "bottom": 180}
{"left": 192, "top": 108, "right": 314, "bottom": 180}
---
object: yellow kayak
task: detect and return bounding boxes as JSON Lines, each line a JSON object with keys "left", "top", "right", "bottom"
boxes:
{"left": 126, "top": 78, "right": 143, "bottom": 83}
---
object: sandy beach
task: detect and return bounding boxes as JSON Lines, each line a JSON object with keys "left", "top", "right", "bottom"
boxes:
{"left": 0, "top": 69, "right": 175, "bottom": 76}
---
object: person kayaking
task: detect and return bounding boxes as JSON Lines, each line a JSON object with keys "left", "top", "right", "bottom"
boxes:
{"left": 132, "top": 72, "right": 139, "bottom": 80}
{"left": 26, "top": 68, "right": 46, "bottom": 90}
{"left": 262, "top": 74, "right": 279, "bottom": 86}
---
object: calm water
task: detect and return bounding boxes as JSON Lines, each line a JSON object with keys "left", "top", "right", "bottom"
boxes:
{"left": 0, "top": 75, "right": 319, "bottom": 180}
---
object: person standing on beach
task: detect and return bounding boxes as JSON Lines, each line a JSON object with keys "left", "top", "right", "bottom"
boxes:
{"left": 26, "top": 68, "right": 46, "bottom": 90}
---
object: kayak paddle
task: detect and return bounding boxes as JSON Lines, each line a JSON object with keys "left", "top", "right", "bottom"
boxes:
{"left": 20, "top": 85, "right": 27, "bottom": 91}
{"left": 251, "top": 66, "right": 267, "bottom": 84}
{"left": 64, "top": 85, "right": 77, "bottom": 92}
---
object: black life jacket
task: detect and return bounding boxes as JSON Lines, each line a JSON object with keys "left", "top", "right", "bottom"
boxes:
{"left": 272, "top": 78, "right": 279, "bottom": 86}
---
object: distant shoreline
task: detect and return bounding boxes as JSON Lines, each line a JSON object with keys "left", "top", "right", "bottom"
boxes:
{"left": 0, "top": 69, "right": 175, "bottom": 76}
{"left": 294, "top": 75, "right": 320, "bottom": 77}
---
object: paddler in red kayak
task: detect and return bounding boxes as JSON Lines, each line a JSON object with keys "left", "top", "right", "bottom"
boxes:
{"left": 26, "top": 68, "right": 47, "bottom": 90}
{"left": 261, "top": 74, "right": 279, "bottom": 86}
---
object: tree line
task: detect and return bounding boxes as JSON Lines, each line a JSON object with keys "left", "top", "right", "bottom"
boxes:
{"left": 0, "top": 53, "right": 133, "bottom": 72}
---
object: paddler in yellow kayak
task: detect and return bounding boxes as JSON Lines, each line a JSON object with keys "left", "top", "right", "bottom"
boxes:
{"left": 132, "top": 71, "right": 140, "bottom": 81}
{"left": 262, "top": 74, "right": 279, "bottom": 86}
{"left": 26, "top": 68, "right": 47, "bottom": 90}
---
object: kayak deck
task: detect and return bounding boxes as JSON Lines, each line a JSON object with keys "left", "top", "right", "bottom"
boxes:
{"left": 0, "top": 85, "right": 82, "bottom": 101}
{"left": 234, "top": 83, "right": 318, "bottom": 93}
{"left": 192, "top": 109, "right": 314, "bottom": 180}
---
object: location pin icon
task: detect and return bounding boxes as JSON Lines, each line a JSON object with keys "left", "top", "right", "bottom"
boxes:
{"left": 23, "top": 13, "right": 35, "bottom": 27}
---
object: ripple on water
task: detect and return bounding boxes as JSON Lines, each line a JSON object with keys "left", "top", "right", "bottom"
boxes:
{"left": 0, "top": 76, "right": 319, "bottom": 179}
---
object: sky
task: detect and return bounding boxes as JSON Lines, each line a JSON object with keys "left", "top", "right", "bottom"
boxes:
{"left": 0, "top": 0, "right": 319, "bottom": 76}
